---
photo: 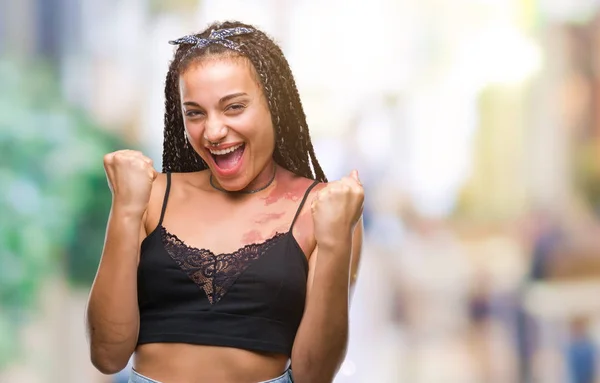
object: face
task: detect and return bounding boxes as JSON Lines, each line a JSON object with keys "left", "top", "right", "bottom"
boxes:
{"left": 179, "top": 57, "right": 275, "bottom": 191}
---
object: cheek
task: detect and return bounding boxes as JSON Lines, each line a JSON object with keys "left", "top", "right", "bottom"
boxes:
{"left": 238, "top": 111, "right": 274, "bottom": 150}
{"left": 257, "top": 110, "right": 275, "bottom": 150}
{"left": 183, "top": 122, "right": 207, "bottom": 158}
{"left": 184, "top": 121, "right": 204, "bottom": 142}
{"left": 256, "top": 121, "right": 275, "bottom": 154}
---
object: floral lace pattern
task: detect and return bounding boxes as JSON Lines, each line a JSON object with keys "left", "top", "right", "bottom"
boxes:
{"left": 161, "top": 226, "right": 287, "bottom": 304}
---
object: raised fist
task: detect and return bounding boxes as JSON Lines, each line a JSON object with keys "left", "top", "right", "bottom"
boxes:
{"left": 311, "top": 170, "right": 364, "bottom": 248}
{"left": 103, "top": 150, "right": 158, "bottom": 217}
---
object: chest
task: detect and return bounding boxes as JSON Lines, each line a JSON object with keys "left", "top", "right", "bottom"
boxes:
{"left": 157, "top": 196, "right": 315, "bottom": 259}
{"left": 138, "top": 227, "right": 308, "bottom": 309}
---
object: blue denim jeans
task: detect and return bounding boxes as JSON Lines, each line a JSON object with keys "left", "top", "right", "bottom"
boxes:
{"left": 129, "top": 368, "right": 294, "bottom": 383}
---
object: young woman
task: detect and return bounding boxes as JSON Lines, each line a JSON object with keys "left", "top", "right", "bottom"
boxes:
{"left": 86, "top": 21, "right": 364, "bottom": 383}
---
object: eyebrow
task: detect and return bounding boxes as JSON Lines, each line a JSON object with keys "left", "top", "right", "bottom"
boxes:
{"left": 182, "top": 92, "right": 249, "bottom": 108}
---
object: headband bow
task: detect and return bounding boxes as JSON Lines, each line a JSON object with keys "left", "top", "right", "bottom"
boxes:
{"left": 169, "top": 26, "right": 254, "bottom": 51}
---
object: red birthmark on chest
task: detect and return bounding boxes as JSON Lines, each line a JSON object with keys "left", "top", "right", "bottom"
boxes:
{"left": 254, "top": 212, "right": 285, "bottom": 224}
{"left": 241, "top": 229, "right": 264, "bottom": 244}
{"left": 263, "top": 183, "right": 306, "bottom": 206}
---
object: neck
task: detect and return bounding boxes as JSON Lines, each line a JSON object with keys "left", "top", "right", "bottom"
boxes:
{"left": 211, "top": 162, "right": 277, "bottom": 194}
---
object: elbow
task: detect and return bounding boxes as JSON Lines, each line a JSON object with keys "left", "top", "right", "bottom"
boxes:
{"left": 91, "top": 354, "right": 129, "bottom": 375}
{"left": 291, "top": 342, "right": 348, "bottom": 383}
{"left": 291, "top": 349, "right": 313, "bottom": 381}
{"left": 90, "top": 347, "right": 131, "bottom": 375}
{"left": 291, "top": 352, "right": 337, "bottom": 383}
{"left": 85, "top": 320, "right": 137, "bottom": 375}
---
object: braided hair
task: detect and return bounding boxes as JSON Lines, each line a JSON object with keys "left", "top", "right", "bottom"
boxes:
{"left": 162, "top": 20, "right": 327, "bottom": 182}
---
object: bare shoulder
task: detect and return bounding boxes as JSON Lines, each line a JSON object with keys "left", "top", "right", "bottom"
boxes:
{"left": 280, "top": 168, "right": 326, "bottom": 194}
{"left": 143, "top": 173, "right": 169, "bottom": 233}
{"left": 283, "top": 170, "right": 328, "bottom": 254}
{"left": 150, "top": 172, "right": 168, "bottom": 199}
{"left": 305, "top": 181, "right": 326, "bottom": 208}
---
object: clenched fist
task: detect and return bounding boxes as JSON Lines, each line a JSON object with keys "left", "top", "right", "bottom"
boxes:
{"left": 103, "top": 150, "right": 158, "bottom": 218}
{"left": 311, "top": 170, "right": 364, "bottom": 249}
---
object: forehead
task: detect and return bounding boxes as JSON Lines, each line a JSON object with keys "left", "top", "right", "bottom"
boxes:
{"left": 178, "top": 57, "right": 260, "bottom": 100}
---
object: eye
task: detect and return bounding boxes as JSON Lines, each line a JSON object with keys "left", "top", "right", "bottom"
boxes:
{"left": 225, "top": 104, "right": 246, "bottom": 113}
{"left": 185, "top": 110, "right": 204, "bottom": 118}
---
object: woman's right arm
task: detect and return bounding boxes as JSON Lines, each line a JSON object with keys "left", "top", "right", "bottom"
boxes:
{"left": 86, "top": 150, "right": 158, "bottom": 374}
{"left": 86, "top": 209, "right": 146, "bottom": 374}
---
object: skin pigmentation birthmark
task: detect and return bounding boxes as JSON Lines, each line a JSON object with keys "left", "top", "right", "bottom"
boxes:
{"left": 262, "top": 181, "right": 306, "bottom": 206}
{"left": 254, "top": 212, "right": 285, "bottom": 224}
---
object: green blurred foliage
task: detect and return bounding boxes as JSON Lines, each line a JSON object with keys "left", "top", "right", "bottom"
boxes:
{"left": 0, "top": 58, "right": 128, "bottom": 369}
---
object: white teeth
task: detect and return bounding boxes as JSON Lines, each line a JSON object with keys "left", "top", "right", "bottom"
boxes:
{"left": 209, "top": 143, "right": 243, "bottom": 155}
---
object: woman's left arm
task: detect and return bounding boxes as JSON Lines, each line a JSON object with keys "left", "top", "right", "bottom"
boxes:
{"left": 291, "top": 171, "right": 364, "bottom": 383}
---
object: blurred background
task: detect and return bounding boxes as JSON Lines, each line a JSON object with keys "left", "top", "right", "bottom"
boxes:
{"left": 2, "top": 0, "right": 600, "bottom": 382}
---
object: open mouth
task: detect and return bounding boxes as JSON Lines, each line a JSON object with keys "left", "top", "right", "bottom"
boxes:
{"left": 209, "top": 143, "right": 245, "bottom": 171}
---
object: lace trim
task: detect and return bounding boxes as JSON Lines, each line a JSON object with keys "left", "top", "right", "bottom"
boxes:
{"left": 160, "top": 226, "right": 287, "bottom": 304}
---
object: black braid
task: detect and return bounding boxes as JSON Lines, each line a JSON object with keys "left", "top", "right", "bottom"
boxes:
{"left": 163, "top": 49, "right": 205, "bottom": 172}
{"left": 161, "top": 20, "right": 327, "bottom": 182}
{"left": 261, "top": 41, "right": 322, "bottom": 179}
{"left": 243, "top": 40, "right": 306, "bottom": 174}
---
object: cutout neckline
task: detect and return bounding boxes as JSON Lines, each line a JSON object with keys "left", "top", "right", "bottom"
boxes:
{"left": 153, "top": 224, "right": 310, "bottom": 267}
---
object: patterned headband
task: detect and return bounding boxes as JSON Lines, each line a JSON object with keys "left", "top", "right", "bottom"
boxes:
{"left": 168, "top": 26, "right": 255, "bottom": 52}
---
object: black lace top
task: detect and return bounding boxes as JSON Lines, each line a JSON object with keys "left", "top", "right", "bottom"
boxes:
{"left": 136, "top": 173, "right": 318, "bottom": 356}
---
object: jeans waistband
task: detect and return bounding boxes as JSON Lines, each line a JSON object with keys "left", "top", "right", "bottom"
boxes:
{"left": 129, "top": 368, "right": 293, "bottom": 383}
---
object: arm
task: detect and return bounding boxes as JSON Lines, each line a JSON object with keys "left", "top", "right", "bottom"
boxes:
{"left": 85, "top": 207, "right": 146, "bottom": 374}
{"left": 291, "top": 217, "right": 364, "bottom": 383}
{"left": 85, "top": 151, "right": 160, "bottom": 375}
{"left": 349, "top": 217, "right": 364, "bottom": 297}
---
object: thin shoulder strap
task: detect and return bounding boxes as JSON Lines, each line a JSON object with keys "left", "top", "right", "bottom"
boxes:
{"left": 157, "top": 172, "right": 172, "bottom": 226}
{"left": 290, "top": 180, "right": 320, "bottom": 231}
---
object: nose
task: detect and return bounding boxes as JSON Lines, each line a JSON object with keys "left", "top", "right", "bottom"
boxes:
{"left": 203, "top": 115, "right": 228, "bottom": 144}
